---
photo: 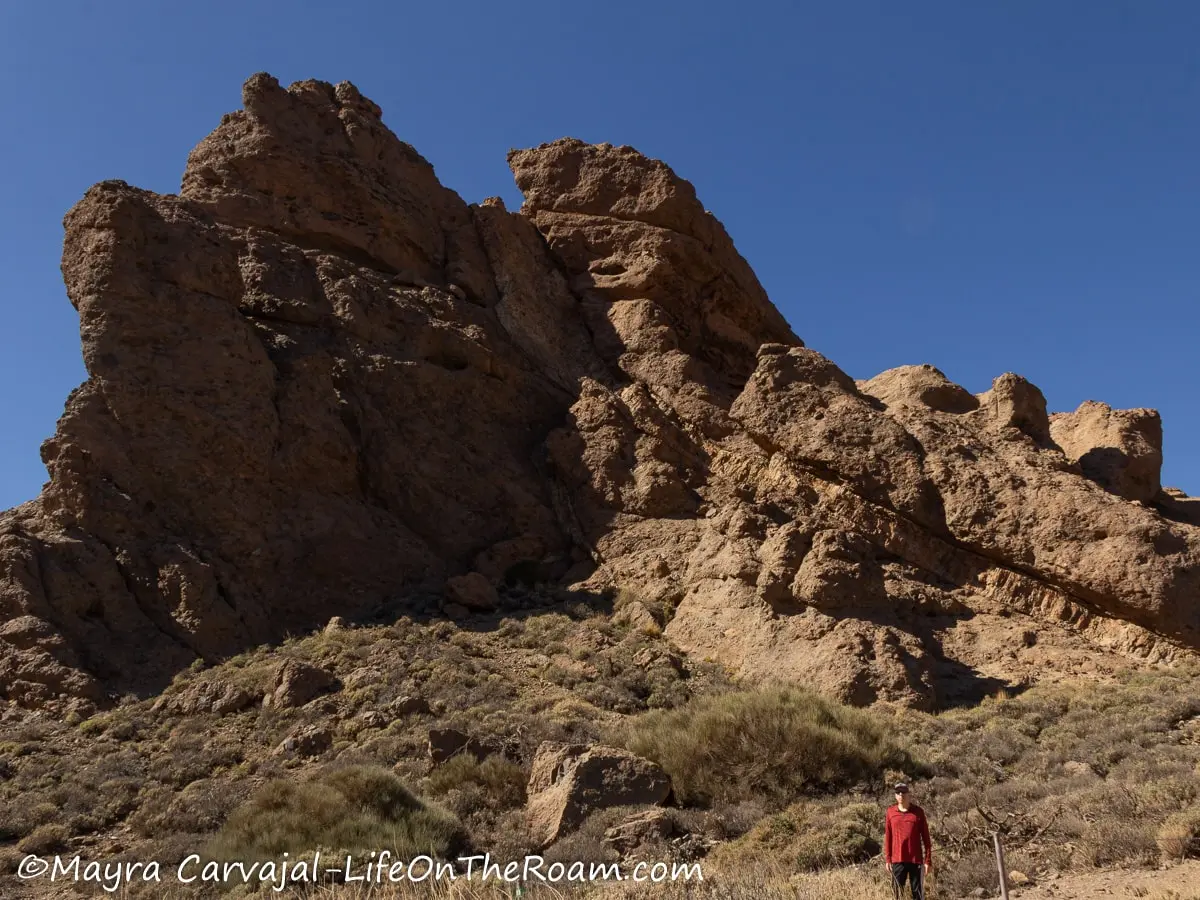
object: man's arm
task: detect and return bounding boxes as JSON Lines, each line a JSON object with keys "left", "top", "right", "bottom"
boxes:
{"left": 883, "top": 809, "right": 892, "bottom": 865}
{"left": 920, "top": 808, "right": 932, "bottom": 866}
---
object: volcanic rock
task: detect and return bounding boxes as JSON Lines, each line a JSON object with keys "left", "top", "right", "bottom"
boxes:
{"left": 1050, "top": 401, "right": 1163, "bottom": 502}
{"left": 444, "top": 572, "right": 498, "bottom": 611}
{"left": 603, "top": 808, "right": 679, "bottom": 855}
{"left": 1, "top": 73, "right": 1199, "bottom": 713}
{"left": 274, "top": 723, "right": 333, "bottom": 757}
{"left": 263, "top": 660, "right": 338, "bottom": 709}
{"left": 427, "top": 728, "right": 497, "bottom": 765}
{"left": 526, "top": 742, "right": 672, "bottom": 846}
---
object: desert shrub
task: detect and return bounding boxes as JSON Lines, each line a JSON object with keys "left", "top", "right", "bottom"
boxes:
{"left": 66, "top": 776, "right": 142, "bottom": 833}
{"left": 0, "top": 847, "right": 22, "bottom": 875}
{"left": 1157, "top": 805, "right": 1200, "bottom": 861}
{"left": 1078, "top": 819, "right": 1158, "bottom": 867}
{"left": 935, "top": 845, "right": 1002, "bottom": 897}
{"left": 207, "top": 765, "right": 466, "bottom": 862}
{"left": 897, "top": 665, "right": 1200, "bottom": 880}
{"left": 619, "top": 686, "right": 908, "bottom": 807}
{"left": 129, "top": 779, "right": 240, "bottom": 838}
{"left": 713, "top": 800, "right": 881, "bottom": 871}
{"left": 423, "top": 754, "right": 526, "bottom": 822}
{"left": 0, "top": 800, "right": 59, "bottom": 841}
{"left": 514, "top": 613, "right": 574, "bottom": 649}
{"left": 17, "top": 824, "right": 69, "bottom": 855}
{"left": 704, "top": 799, "right": 772, "bottom": 841}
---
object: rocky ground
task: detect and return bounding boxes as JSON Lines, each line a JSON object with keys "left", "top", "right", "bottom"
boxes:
{"left": 2, "top": 597, "right": 1198, "bottom": 898}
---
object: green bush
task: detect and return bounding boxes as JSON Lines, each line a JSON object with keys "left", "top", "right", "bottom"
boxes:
{"left": 207, "top": 765, "right": 467, "bottom": 862}
{"left": 714, "top": 800, "right": 881, "bottom": 871}
{"left": 618, "top": 686, "right": 909, "bottom": 807}
{"left": 423, "top": 753, "right": 527, "bottom": 821}
{"left": 17, "top": 824, "right": 69, "bottom": 855}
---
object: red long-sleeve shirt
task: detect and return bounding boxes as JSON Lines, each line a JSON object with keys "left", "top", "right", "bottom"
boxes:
{"left": 884, "top": 803, "right": 932, "bottom": 865}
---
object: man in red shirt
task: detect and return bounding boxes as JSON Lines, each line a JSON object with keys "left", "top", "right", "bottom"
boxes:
{"left": 884, "top": 782, "right": 932, "bottom": 899}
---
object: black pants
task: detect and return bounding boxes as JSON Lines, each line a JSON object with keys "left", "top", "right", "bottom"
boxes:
{"left": 891, "top": 862, "right": 924, "bottom": 900}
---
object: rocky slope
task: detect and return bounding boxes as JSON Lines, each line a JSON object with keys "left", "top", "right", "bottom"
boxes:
{"left": 2, "top": 73, "right": 1198, "bottom": 713}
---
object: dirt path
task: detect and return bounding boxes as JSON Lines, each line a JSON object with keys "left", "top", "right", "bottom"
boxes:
{"left": 1008, "top": 860, "right": 1200, "bottom": 900}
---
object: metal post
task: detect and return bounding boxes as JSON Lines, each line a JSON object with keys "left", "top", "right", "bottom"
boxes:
{"left": 993, "top": 832, "right": 1010, "bottom": 900}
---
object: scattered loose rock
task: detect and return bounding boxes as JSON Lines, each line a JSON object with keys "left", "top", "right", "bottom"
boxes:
{"left": 390, "top": 695, "right": 431, "bottom": 717}
{"left": 427, "top": 728, "right": 496, "bottom": 765}
{"left": 603, "top": 808, "right": 679, "bottom": 855}
{"left": 274, "top": 723, "right": 333, "bottom": 757}
{"left": 211, "top": 685, "right": 255, "bottom": 715}
{"left": 263, "top": 660, "right": 339, "bottom": 710}
{"left": 445, "top": 573, "right": 499, "bottom": 612}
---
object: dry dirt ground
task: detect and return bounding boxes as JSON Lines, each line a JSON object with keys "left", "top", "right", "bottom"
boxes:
{"left": 786, "top": 860, "right": 1200, "bottom": 900}
{"left": 1007, "top": 860, "right": 1200, "bottom": 900}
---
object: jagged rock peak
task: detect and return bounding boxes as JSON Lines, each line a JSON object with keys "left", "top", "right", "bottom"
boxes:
{"left": 1, "top": 74, "right": 1197, "bottom": 716}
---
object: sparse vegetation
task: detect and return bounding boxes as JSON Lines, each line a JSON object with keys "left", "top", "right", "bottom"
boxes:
{"left": 208, "top": 765, "right": 467, "bottom": 862}
{"left": 711, "top": 799, "right": 881, "bottom": 870}
{"left": 2, "top": 598, "right": 1199, "bottom": 899}
{"left": 618, "top": 686, "right": 910, "bottom": 806}
{"left": 422, "top": 753, "right": 527, "bottom": 832}
{"left": 889, "top": 663, "right": 1200, "bottom": 894}
{"left": 0, "top": 589, "right": 728, "bottom": 889}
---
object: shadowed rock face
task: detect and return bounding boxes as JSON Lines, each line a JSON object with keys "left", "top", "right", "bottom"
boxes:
{"left": 2, "top": 74, "right": 1198, "bottom": 712}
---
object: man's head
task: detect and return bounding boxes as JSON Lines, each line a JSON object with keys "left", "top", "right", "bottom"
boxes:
{"left": 894, "top": 782, "right": 911, "bottom": 805}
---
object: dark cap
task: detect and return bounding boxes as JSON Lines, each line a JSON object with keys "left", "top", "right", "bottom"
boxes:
{"left": 893, "top": 783, "right": 909, "bottom": 793}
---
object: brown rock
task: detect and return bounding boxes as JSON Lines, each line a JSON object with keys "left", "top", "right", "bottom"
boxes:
{"left": 427, "top": 728, "right": 495, "bottom": 765}
{"left": 2, "top": 72, "right": 1199, "bottom": 715}
{"left": 358, "top": 710, "right": 387, "bottom": 730}
{"left": 731, "top": 346, "right": 942, "bottom": 526}
{"left": 1158, "top": 487, "right": 1200, "bottom": 527}
{"left": 390, "top": 695, "right": 430, "bottom": 717}
{"left": 1050, "top": 401, "right": 1163, "bottom": 502}
{"left": 980, "top": 372, "right": 1051, "bottom": 443}
{"left": 859, "top": 364, "right": 979, "bottom": 415}
{"left": 603, "top": 808, "right": 678, "bottom": 855}
{"left": 526, "top": 741, "right": 671, "bottom": 847}
{"left": 472, "top": 535, "right": 547, "bottom": 583}
{"left": 153, "top": 679, "right": 258, "bottom": 716}
{"left": 612, "top": 599, "right": 660, "bottom": 633}
{"left": 263, "top": 660, "right": 338, "bottom": 709}
{"left": 211, "top": 685, "right": 255, "bottom": 716}
{"left": 445, "top": 573, "right": 498, "bottom": 612}
{"left": 274, "top": 723, "right": 333, "bottom": 757}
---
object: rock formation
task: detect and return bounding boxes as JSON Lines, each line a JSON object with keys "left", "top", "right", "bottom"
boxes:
{"left": 526, "top": 742, "right": 672, "bottom": 847}
{"left": 2, "top": 73, "right": 1198, "bottom": 712}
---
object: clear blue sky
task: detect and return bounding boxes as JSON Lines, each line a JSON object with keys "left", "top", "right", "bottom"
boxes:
{"left": 2, "top": 2, "right": 1198, "bottom": 511}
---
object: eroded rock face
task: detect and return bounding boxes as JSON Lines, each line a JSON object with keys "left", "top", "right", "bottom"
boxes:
{"left": 2, "top": 73, "right": 1198, "bottom": 712}
{"left": 1050, "top": 401, "right": 1163, "bottom": 502}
